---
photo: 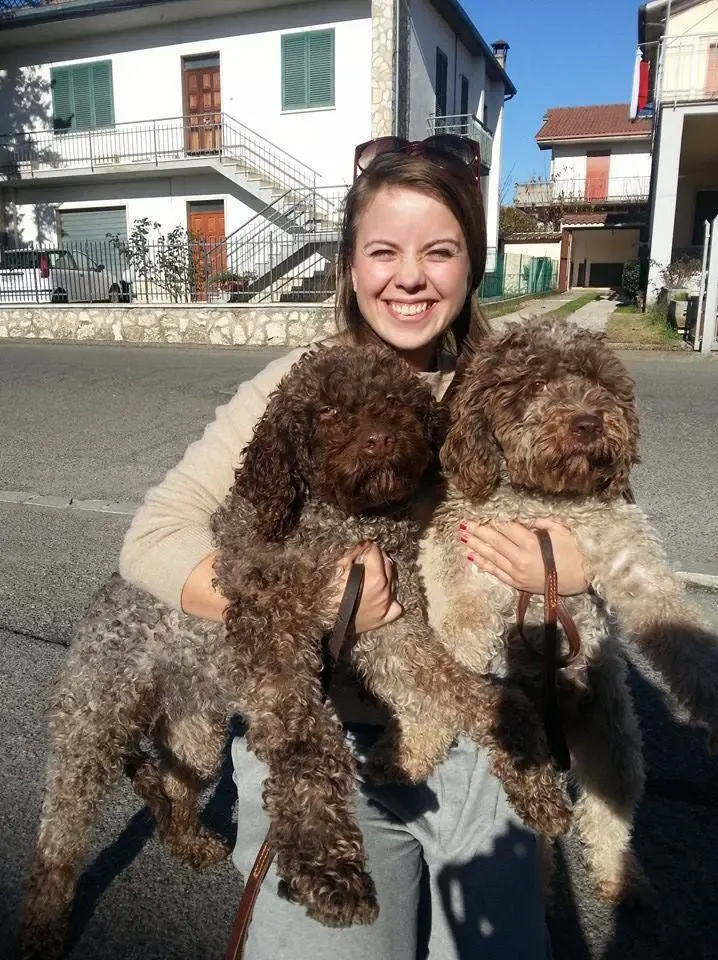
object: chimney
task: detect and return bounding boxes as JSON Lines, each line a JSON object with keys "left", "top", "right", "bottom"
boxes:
{"left": 491, "top": 40, "right": 510, "bottom": 69}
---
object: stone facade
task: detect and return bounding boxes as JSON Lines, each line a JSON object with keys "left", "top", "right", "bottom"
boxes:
{"left": 371, "top": 0, "right": 396, "bottom": 138}
{"left": 0, "top": 304, "right": 338, "bottom": 346}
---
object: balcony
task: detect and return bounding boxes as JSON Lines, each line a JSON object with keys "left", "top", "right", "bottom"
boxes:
{"left": 514, "top": 176, "right": 651, "bottom": 207}
{"left": 658, "top": 34, "right": 718, "bottom": 105}
{"left": 426, "top": 114, "right": 493, "bottom": 173}
{"left": 0, "top": 112, "right": 319, "bottom": 196}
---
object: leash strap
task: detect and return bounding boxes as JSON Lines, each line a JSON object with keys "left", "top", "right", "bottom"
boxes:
{"left": 516, "top": 530, "right": 573, "bottom": 772}
{"left": 225, "top": 563, "right": 366, "bottom": 960}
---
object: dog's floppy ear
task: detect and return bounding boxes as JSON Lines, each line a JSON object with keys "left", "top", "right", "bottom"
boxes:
{"left": 232, "top": 393, "right": 307, "bottom": 541}
{"left": 440, "top": 362, "right": 501, "bottom": 501}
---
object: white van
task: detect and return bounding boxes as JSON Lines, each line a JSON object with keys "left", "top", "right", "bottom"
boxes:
{"left": 0, "top": 248, "right": 131, "bottom": 304}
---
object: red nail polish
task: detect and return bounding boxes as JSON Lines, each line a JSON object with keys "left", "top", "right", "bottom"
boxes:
{"left": 459, "top": 521, "right": 467, "bottom": 531}
{"left": 467, "top": 552, "right": 475, "bottom": 562}
{"left": 459, "top": 534, "right": 468, "bottom": 544}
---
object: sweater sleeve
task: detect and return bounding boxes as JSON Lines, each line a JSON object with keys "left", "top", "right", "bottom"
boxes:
{"left": 118, "top": 347, "right": 308, "bottom": 609}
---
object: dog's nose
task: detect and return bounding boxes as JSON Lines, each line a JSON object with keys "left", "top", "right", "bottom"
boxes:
{"left": 570, "top": 413, "right": 602, "bottom": 440}
{"left": 364, "top": 431, "right": 396, "bottom": 456}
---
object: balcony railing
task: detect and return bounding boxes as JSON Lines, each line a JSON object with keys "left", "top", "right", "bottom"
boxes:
{"left": 658, "top": 34, "right": 718, "bottom": 105}
{"left": 514, "top": 176, "right": 651, "bottom": 207}
{"left": 426, "top": 113, "right": 493, "bottom": 172}
{"left": 0, "top": 112, "right": 320, "bottom": 196}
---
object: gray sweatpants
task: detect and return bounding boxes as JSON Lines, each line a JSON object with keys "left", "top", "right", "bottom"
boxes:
{"left": 231, "top": 727, "right": 553, "bottom": 960}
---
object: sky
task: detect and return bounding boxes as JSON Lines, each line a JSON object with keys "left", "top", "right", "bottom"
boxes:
{"left": 465, "top": 0, "right": 641, "bottom": 198}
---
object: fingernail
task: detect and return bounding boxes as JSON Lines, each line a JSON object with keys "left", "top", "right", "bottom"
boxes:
{"left": 467, "top": 552, "right": 475, "bottom": 562}
{"left": 459, "top": 521, "right": 467, "bottom": 531}
{"left": 459, "top": 534, "right": 468, "bottom": 544}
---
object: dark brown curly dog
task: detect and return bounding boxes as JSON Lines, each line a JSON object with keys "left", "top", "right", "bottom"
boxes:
{"left": 211, "top": 342, "right": 571, "bottom": 927}
{"left": 432, "top": 316, "right": 718, "bottom": 903}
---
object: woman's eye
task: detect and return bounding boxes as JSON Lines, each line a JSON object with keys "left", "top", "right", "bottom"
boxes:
{"left": 370, "top": 249, "right": 394, "bottom": 260}
{"left": 428, "top": 248, "right": 453, "bottom": 260}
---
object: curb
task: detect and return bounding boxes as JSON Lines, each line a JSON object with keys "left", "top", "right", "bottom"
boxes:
{"left": 676, "top": 570, "right": 718, "bottom": 592}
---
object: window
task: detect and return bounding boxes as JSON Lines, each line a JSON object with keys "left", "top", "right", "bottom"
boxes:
{"left": 460, "top": 75, "right": 469, "bottom": 118}
{"left": 435, "top": 48, "right": 448, "bottom": 117}
{"left": 282, "top": 30, "right": 335, "bottom": 111}
{"left": 51, "top": 60, "right": 115, "bottom": 131}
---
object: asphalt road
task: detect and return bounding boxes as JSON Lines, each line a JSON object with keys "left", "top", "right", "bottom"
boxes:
{"left": 1, "top": 340, "right": 717, "bottom": 960}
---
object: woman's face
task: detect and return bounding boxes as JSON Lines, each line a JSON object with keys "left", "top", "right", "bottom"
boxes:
{"left": 350, "top": 186, "right": 472, "bottom": 369}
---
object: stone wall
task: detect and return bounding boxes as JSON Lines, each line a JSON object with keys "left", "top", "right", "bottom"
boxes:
{"left": 371, "top": 0, "right": 396, "bottom": 138}
{"left": 0, "top": 304, "right": 338, "bottom": 346}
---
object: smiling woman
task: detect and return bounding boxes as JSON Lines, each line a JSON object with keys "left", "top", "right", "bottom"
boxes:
{"left": 118, "top": 138, "right": 585, "bottom": 960}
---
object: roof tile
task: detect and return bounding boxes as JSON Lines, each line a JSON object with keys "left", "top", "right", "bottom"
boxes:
{"left": 536, "top": 104, "right": 653, "bottom": 143}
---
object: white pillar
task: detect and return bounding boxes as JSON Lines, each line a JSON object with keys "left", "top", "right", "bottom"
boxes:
{"left": 701, "top": 214, "right": 718, "bottom": 354}
{"left": 646, "top": 108, "right": 684, "bottom": 303}
{"left": 485, "top": 100, "right": 504, "bottom": 260}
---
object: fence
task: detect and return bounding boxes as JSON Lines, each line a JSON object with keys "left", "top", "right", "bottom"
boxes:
{"left": 478, "top": 252, "right": 559, "bottom": 301}
{"left": 1, "top": 236, "right": 558, "bottom": 308}
{"left": 0, "top": 233, "right": 339, "bottom": 306}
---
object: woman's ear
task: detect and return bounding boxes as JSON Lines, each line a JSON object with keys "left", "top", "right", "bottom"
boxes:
{"left": 231, "top": 398, "right": 306, "bottom": 541}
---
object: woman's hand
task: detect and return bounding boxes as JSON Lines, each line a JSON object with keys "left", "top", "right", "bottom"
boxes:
{"left": 336, "top": 542, "right": 402, "bottom": 632}
{"left": 459, "top": 518, "right": 589, "bottom": 596}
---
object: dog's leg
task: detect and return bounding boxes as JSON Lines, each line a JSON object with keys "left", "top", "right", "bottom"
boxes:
{"left": 580, "top": 508, "right": 718, "bottom": 744}
{"left": 564, "top": 642, "right": 651, "bottom": 905}
{"left": 355, "top": 615, "right": 572, "bottom": 838}
{"left": 19, "top": 718, "right": 129, "bottom": 960}
{"left": 227, "top": 578, "right": 378, "bottom": 928}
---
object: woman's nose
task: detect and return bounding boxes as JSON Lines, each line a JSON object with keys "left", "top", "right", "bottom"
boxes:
{"left": 394, "top": 256, "right": 425, "bottom": 290}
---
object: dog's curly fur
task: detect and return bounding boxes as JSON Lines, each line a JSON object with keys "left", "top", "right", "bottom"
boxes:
{"left": 429, "top": 316, "right": 718, "bottom": 903}
{"left": 19, "top": 343, "right": 571, "bottom": 960}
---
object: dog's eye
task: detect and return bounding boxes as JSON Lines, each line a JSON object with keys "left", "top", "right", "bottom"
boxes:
{"left": 318, "top": 405, "right": 338, "bottom": 420}
{"left": 532, "top": 380, "right": 549, "bottom": 395}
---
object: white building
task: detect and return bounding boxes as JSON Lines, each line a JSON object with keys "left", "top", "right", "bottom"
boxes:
{"left": 513, "top": 104, "right": 653, "bottom": 290}
{"left": 640, "top": 0, "right": 718, "bottom": 328}
{"left": 0, "top": 0, "right": 514, "bottom": 301}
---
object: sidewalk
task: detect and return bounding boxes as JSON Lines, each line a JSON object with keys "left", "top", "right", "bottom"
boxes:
{"left": 488, "top": 289, "right": 618, "bottom": 333}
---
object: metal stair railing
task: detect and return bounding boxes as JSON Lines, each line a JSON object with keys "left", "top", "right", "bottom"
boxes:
{"left": 198, "top": 185, "right": 347, "bottom": 303}
{"left": 0, "top": 111, "right": 322, "bottom": 197}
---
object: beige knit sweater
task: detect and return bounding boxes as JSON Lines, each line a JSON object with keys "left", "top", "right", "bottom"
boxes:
{"left": 119, "top": 345, "right": 455, "bottom": 617}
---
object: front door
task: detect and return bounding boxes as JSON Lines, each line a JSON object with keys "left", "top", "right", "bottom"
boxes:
{"left": 187, "top": 201, "right": 226, "bottom": 300}
{"left": 585, "top": 152, "right": 610, "bottom": 201}
{"left": 183, "top": 55, "right": 222, "bottom": 155}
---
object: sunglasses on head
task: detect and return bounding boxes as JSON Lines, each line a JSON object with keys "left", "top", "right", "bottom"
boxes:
{"left": 353, "top": 134, "right": 482, "bottom": 182}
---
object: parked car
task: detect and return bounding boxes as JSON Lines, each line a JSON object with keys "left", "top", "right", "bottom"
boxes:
{"left": 0, "top": 248, "right": 131, "bottom": 304}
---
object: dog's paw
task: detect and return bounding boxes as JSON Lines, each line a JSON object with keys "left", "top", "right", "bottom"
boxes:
{"left": 164, "top": 826, "right": 231, "bottom": 870}
{"left": 505, "top": 765, "right": 573, "bottom": 838}
{"left": 280, "top": 860, "right": 379, "bottom": 927}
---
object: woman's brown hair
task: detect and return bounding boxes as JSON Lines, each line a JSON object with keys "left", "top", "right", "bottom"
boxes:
{"left": 334, "top": 150, "right": 491, "bottom": 359}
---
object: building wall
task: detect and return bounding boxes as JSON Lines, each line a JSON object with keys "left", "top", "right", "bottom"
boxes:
{"left": 570, "top": 227, "right": 640, "bottom": 286}
{"left": 666, "top": 0, "right": 718, "bottom": 37}
{"left": 1, "top": 0, "right": 373, "bottom": 186}
{"left": 551, "top": 141, "right": 652, "bottom": 195}
{"left": 503, "top": 239, "right": 562, "bottom": 260}
{"left": 12, "top": 176, "right": 256, "bottom": 245}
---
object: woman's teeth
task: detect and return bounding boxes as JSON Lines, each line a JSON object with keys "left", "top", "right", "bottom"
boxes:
{"left": 389, "top": 302, "right": 432, "bottom": 316}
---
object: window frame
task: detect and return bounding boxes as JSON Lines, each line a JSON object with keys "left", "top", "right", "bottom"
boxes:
{"left": 281, "top": 29, "right": 336, "bottom": 112}
{"left": 50, "top": 60, "right": 115, "bottom": 132}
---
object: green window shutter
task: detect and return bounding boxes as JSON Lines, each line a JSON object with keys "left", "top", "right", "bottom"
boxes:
{"left": 91, "top": 61, "right": 114, "bottom": 128}
{"left": 50, "top": 67, "right": 73, "bottom": 130}
{"left": 308, "top": 30, "right": 334, "bottom": 108}
{"left": 435, "top": 48, "right": 448, "bottom": 117}
{"left": 70, "top": 65, "right": 93, "bottom": 129}
{"left": 282, "top": 34, "right": 307, "bottom": 111}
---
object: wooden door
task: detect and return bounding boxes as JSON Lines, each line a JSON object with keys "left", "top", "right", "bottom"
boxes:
{"left": 706, "top": 44, "right": 718, "bottom": 97}
{"left": 585, "top": 152, "right": 610, "bottom": 201}
{"left": 184, "top": 63, "right": 222, "bottom": 155}
{"left": 188, "top": 204, "right": 226, "bottom": 300}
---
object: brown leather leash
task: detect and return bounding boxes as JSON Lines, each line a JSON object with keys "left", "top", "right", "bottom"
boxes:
{"left": 225, "top": 563, "right": 366, "bottom": 960}
{"left": 516, "top": 529, "right": 581, "bottom": 772}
